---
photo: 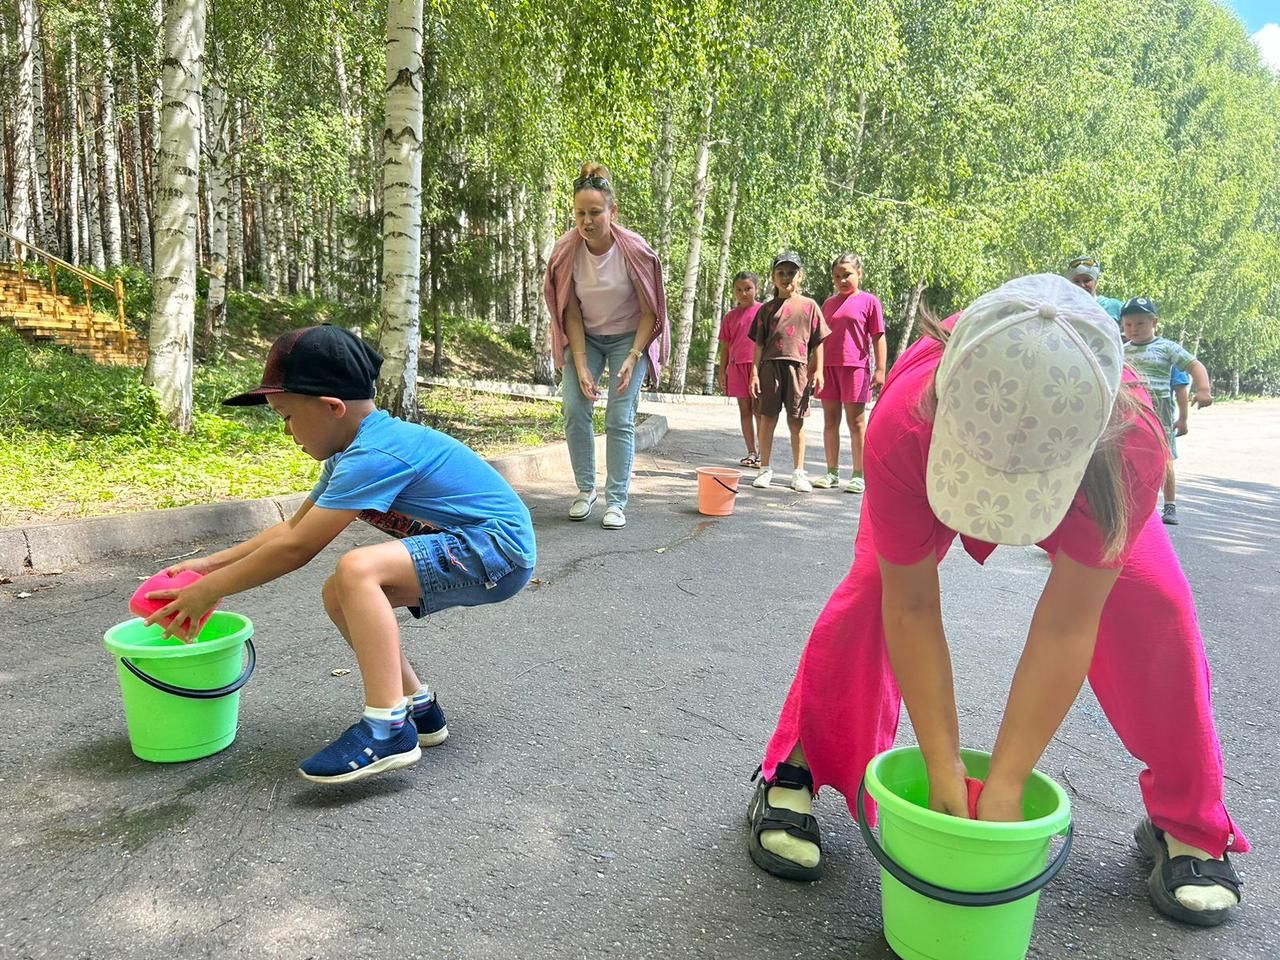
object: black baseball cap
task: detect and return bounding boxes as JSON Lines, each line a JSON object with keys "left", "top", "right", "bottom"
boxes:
{"left": 772, "top": 250, "right": 803, "bottom": 270}
{"left": 223, "top": 325, "right": 384, "bottom": 406}
{"left": 1120, "top": 297, "right": 1158, "bottom": 317}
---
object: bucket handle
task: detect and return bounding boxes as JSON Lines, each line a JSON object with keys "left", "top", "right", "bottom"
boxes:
{"left": 710, "top": 475, "right": 738, "bottom": 495}
{"left": 856, "top": 778, "right": 1073, "bottom": 908}
{"left": 120, "top": 639, "right": 256, "bottom": 700}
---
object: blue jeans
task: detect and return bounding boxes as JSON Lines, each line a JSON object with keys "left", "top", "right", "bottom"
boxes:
{"left": 561, "top": 333, "right": 648, "bottom": 509}
{"left": 403, "top": 531, "right": 532, "bottom": 619}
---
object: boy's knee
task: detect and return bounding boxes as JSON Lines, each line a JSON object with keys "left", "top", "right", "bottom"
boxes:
{"left": 334, "top": 549, "right": 379, "bottom": 590}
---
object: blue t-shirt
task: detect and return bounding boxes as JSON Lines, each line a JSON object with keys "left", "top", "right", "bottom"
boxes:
{"left": 308, "top": 410, "right": 535, "bottom": 572}
{"left": 1170, "top": 366, "right": 1191, "bottom": 390}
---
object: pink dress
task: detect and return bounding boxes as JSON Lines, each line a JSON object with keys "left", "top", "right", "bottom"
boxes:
{"left": 719, "top": 303, "right": 761, "bottom": 398}
{"left": 761, "top": 327, "right": 1248, "bottom": 857}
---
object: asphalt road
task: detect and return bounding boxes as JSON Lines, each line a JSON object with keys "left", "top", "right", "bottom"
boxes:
{"left": 1, "top": 397, "right": 1276, "bottom": 960}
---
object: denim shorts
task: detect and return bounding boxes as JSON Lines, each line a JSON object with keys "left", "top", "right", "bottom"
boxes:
{"left": 403, "top": 532, "right": 532, "bottom": 619}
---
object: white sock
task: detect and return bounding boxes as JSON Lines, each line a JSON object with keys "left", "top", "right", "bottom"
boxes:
{"left": 760, "top": 785, "right": 820, "bottom": 868}
{"left": 363, "top": 700, "right": 408, "bottom": 740}
{"left": 409, "top": 684, "right": 433, "bottom": 713}
{"left": 1165, "top": 835, "right": 1239, "bottom": 912}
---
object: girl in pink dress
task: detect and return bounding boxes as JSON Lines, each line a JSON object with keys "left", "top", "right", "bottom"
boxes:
{"left": 747, "top": 274, "right": 1246, "bottom": 927}
{"left": 716, "top": 272, "right": 763, "bottom": 466}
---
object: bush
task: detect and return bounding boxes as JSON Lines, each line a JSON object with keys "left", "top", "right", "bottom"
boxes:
{"left": 506, "top": 324, "right": 533, "bottom": 351}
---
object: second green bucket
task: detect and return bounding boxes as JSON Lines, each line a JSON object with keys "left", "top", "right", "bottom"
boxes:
{"left": 103, "top": 612, "right": 255, "bottom": 763}
{"left": 858, "top": 747, "right": 1073, "bottom": 960}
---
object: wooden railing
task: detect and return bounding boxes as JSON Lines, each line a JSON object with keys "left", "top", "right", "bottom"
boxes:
{"left": 0, "top": 228, "right": 129, "bottom": 353}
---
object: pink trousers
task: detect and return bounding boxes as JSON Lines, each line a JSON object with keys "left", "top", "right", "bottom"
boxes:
{"left": 761, "top": 508, "right": 1248, "bottom": 857}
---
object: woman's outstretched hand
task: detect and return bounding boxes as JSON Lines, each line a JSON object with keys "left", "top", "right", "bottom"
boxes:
{"left": 576, "top": 363, "right": 600, "bottom": 403}
{"left": 616, "top": 354, "right": 638, "bottom": 394}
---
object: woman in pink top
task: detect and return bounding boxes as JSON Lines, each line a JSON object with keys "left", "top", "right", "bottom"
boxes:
{"left": 747, "top": 275, "right": 1245, "bottom": 927}
{"left": 813, "top": 254, "right": 886, "bottom": 494}
{"left": 543, "top": 163, "right": 669, "bottom": 531}
{"left": 715, "top": 271, "right": 763, "bottom": 466}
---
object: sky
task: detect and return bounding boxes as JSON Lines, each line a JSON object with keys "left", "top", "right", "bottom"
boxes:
{"left": 1223, "top": 0, "right": 1280, "bottom": 71}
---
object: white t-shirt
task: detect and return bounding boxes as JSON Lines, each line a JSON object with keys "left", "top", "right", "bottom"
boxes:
{"left": 572, "top": 242, "right": 641, "bottom": 335}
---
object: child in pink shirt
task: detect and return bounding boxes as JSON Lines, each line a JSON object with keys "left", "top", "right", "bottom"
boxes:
{"left": 747, "top": 274, "right": 1245, "bottom": 928}
{"left": 813, "top": 254, "right": 885, "bottom": 494}
{"left": 716, "top": 271, "right": 763, "bottom": 466}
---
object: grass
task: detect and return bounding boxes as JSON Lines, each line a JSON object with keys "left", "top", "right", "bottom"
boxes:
{"left": 0, "top": 305, "right": 598, "bottom": 527}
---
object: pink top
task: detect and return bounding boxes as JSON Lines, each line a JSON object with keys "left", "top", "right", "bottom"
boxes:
{"left": 718, "top": 302, "right": 761, "bottom": 365}
{"left": 572, "top": 242, "right": 641, "bottom": 335}
{"left": 821, "top": 290, "right": 885, "bottom": 367}
{"left": 543, "top": 223, "right": 669, "bottom": 386}
{"left": 864, "top": 318, "right": 1166, "bottom": 570}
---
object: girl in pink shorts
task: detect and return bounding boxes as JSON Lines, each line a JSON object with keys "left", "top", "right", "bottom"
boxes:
{"left": 747, "top": 274, "right": 1246, "bottom": 928}
{"left": 716, "top": 272, "right": 763, "bottom": 466}
{"left": 813, "top": 254, "right": 886, "bottom": 494}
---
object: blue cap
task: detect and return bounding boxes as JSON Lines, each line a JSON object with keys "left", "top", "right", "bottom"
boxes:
{"left": 1120, "top": 297, "right": 1158, "bottom": 317}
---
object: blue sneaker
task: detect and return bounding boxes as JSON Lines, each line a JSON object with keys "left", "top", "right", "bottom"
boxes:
{"left": 410, "top": 696, "right": 449, "bottom": 747}
{"left": 298, "top": 719, "right": 422, "bottom": 784}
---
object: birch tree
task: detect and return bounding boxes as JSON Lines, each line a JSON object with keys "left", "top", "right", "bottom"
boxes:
{"left": 98, "top": 5, "right": 124, "bottom": 266}
{"left": 666, "top": 93, "right": 714, "bottom": 393}
{"left": 375, "top": 0, "right": 425, "bottom": 420}
{"left": 146, "top": 0, "right": 206, "bottom": 432}
{"left": 8, "top": 0, "right": 36, "bottom": 247}
{"left": 31, "top": 9, "right": 56, "bottom": 251}
{"left": 702, "top": 172, "right": 738, "bottom": 393}
{"left": 203, "top": 61, "right": 231, "bottom": 350}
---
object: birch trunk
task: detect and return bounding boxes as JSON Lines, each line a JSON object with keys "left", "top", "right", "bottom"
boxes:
{"left": 255, "top": 186, "right": 276, "bottom": 292}
{"left": 520, "top": 184, "right": 538, "bottom": 329}
{"left": 32, "top": 10, "right": 56, "bottom": 251}
{"left": 130, "top": 60, "right": 153, "bottom": 271}
{"left": 666, "top": 94, "right": 714, "bottom": 394}
{"left": 375, "top": 0, "right": 425, "bottom": 420}
{"left": 203, "top": 67, "right": 230, "bottom": 351}
{"left": 68, "top": 39, "right": 83, "bottom": 264}
{"left": 702, "top": 174, "right": 738, "bottom": 394}
{"left": 99, "top": 8, "right": 124, "bottom": 267}
{"left": 83, "top": 85, "right": 107, "bottom": 271}
{"left": 896, "top": 279, "right": 926, "bottom": 360}
{"left": 146, "top": 0, "right": 206, "bottom": 433}
{"left": 227, "top": 106, "right": 244, "bottom": 289}
{"left": 333, "top": 30, "right": 365, "bottom": 297}
{"left": 8, "top": 0, "right": 36, "bottom": 247}
{"left": 532, "top": 179, "right": 556, "bottom": 385}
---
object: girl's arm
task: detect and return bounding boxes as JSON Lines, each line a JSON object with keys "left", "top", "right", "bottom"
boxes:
{"left": 564, "top": 293, "right": 599, "bottom": 402}
{"left": 749, "top": 338, "right": 765, "bottom": 397}
{"left": 715, "top": 342, "right": 729, "bottom": 391}
{"left": 809, "top": 341, "right": 824, "bottom": 394}
{"left": 980, "top": 552, "right": 1120, "bottom": 821}
{"left": 879, "top": 552, "right": 969, "bottom": 816}
{"left": 872, "top": 332, "right": 888, "bottom": 391}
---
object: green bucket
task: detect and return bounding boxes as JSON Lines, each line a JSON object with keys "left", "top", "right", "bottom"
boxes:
{"left": 857, "top": 747, "right": 1073, "bottom": 960}
{"left": 102, "top": 612, "right": 255, "bottom": 763}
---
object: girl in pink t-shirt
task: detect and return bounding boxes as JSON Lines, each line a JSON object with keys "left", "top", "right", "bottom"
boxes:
{"left": 814, "top": 254, "right": 886, "bottom": 494}
{"left": 747, "top": 275, "right": 1245, "bottom": 927}
{"left": 716, "top": 271, "right": 763, "bottom": 466}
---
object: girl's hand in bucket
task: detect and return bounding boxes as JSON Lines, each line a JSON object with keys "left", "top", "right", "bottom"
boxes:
{"left": 975, "top": 779, "right": 1025, "bottom": 823}
{"left": 926, "top": 764, "right": 972, "bottom": 819}
{"left": 615, "top": 354, "right": 638, "bottom": 394}
{"left": 144, "top": 581, "right": 221, "bottom": 643}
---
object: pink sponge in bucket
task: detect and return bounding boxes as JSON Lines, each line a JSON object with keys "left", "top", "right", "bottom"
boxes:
{"left": 129, "top": 570, "right": 219, "bottom": 635}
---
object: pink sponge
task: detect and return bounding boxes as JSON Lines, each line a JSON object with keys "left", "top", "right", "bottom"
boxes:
{"left": 129, "top": 570, "right": 219, "bottom": 634}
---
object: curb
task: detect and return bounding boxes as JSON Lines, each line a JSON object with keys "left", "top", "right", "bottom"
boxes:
{"left": 1, "top": 415, "right": 668, "bottom": 578}
{"left": 419, "top": 374, "right": 740, "bottom": 407}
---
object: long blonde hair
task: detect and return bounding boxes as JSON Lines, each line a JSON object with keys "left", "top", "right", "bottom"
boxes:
{"left": 915, "top": 306, "right": 1154, "bottom": 563}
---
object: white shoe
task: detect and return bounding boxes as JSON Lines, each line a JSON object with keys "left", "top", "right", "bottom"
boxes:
{"left": 791, "top": 470, "right": 813, "bottom": 493}
{"left": 569, "top": 490, "right": 597, "bottom": 520}
{"left": 844, "top": 475, "right": 865, "bottom": 494}
{"left": 752, "top": 467, "right": 774, "bottom": 489}
{"left": 601, "top": 505, "right": 626, "bottom": 529}
{"left": 812, "top": 471, "right": 840, "bottom": 489}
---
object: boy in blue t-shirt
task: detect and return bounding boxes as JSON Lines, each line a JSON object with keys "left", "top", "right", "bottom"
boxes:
{"left": 144, "top": 325, "right": 536, "bottom": 784}
{"left": 1120, "top": 298, "right": 1213, "bottom": 525}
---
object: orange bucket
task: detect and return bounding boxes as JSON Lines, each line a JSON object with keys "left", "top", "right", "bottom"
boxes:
{"left": 696, "top": 466, "right": 742, "bottom": 516}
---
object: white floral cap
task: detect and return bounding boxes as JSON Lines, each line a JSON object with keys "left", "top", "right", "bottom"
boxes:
{"left": 926, "top": 274, "right": 1123, "bottom": 545}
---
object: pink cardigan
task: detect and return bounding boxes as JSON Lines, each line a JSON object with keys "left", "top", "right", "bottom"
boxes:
{"left": 543, "top": 223, "right": 669, "bottom": 386}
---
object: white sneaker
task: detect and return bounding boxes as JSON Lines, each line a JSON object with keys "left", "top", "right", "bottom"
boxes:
{"left": 844, "top": 475, "right": 865, "bottom": 494}
{"left": 752, "top": 467, "right": 774, "bottom": 489}
{"left": 812, "top": 471, "right": 840, "bottom": 489}
{"left": 791, "top": 470, "right": 813, "bottom": 493}
{"left": 601, "top": 505, "right": 626, "bottom": 529}
{"left": 569, "top": 490, "right": 597, "bottom": 520}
